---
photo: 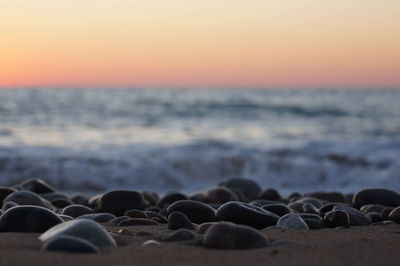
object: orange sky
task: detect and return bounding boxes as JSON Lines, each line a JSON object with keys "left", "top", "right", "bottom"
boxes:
{"left": 1, "top": 0, "right": 400, "bottom": 88}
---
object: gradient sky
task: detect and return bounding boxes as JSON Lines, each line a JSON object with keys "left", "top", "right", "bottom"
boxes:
{"left": 1, "top": 0, "right": 399, "bottom": 88}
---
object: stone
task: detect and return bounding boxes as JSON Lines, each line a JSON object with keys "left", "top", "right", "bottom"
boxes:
{"left": 142, "top": 240, "right": 161, "bottom": 247}
{"left": 277, "top": 213, "right": 309, "bottom": 230}
{"left": 98, "top": 190, "right": 146, "bottom": 216}
{"left": 166, "top": 200, "right": 215, "bottom": 224}
{"left": 197, "top": 222, "right": 217, "bottom": 234}
{"left": 219, "top": 178, "right": 262, "bottom": 201}
{"left": 51, "top": 198, "right": 73, "bottom": 208}
{"left": 19, "top": 178, "right": 55, "bottom": 194}
{"left": 78, "top": 213, "right": 117, "bottom": 223}
{"left": 71, "top": 195, "right": 89, "bottom": 206}
{"left": 61, "top": 204, "right": 94, "bottom": 218}
{"left": 366, "top": 212, "right": 383, "bottom": 223}
{"left": 388, "top": 207, "right": 400, "bottom": 223}
{"left": 157, "top": 192, "right": 188, "bottom": 208}
{"left": 323, "top": 210, "right": 350, "bottom": 228}
{"left": 168, "top": 211, "right": 194, "bottom": 230}
{"left": 2, "top": 201, "right": 18, "bottom": 210}
{"left": 299, "top": 213, "right": 323, "bottom": 229}
{"left": 41, "top": 235, "right": 99, "bottom": 253}
{"left": 353, "top": 188, "right": 400, "bottom": 209}
{"left": 145, "top": 211, "right": 167, "bottom": 223}
{"left": 59, "top": 215, "right": 74, "bottom": 222}
{"left": 124, "top": 209, "right": 148, "bottom": 219}
{"left": 259, "top": 188, "right": 281, "bottom": 200}
{"left": 215, "top": 201, "right": 279, "bottom": 229}
{"left": 142, "top": 191, "right": 159, "bottom": 206}
{"left": 0, "top": 206, "right": 63, "bottom": 233}
{"left": 360, "top": 204, "right": 386, "bottom": 213}
{"left": 3, "top": 191, "right": 53, "bottom": 209}
{"left": 333, "top": 205, "right": 371, "bottom": 226}
{"left": 39, "top": 219, "right": 116, "bottom": 247}
{"left": 302, "top": 203, "right": 319, "bottom": 215}
{"left": 163, "top": 229, "right": 197, "bottom": 242}
{"left": 203, "top": 222, "right": 269, "bottom": 249}
{"left": 0, "top": 187, "right": 16, "bottom": 204}
{"left": 118, "top": 218, "right": 159, "bottom": 226}
{"left": 261, "top": 204, "right": 291, "bottom": 217}
{"left": 203, "top": 187, "right": 238, "bottom": 204}
{"left": 107, "top": 216, "right": 130, "bottom": 225}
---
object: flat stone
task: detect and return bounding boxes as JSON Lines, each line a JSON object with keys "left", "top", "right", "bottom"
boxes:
{"left": 277, "top": 213, "right": 309, "bottom": 230}
{"left": 61, "top": 204, "right": 94, "bottom": 218}
{"left": 124, "top": 209, "right": 148, "bottom": 219}
{"left": 353, "top": 188, "right": 400, "bottom": 209}
{"left": 0, "top": 206, "right": 63, "bottom": 233}
{"left": 203, "top": 222, "right": 269, "bottom": 249}
{"left": 216, "top": 201, "right": 279, "bottom": 229}
{"left": 98, "top": 190, "right": 147, "bottom": 216}
{"left": 166, "top": 200, "right": 215, "bottom": 224}
{"left": 39, "top": 219, "right": 116, "bottom": 247}
{"left": 3, "top": 191, "right": 53, "bottom": 209}
{"left": 41, "top": 235, "right": 100, "bottom": 253}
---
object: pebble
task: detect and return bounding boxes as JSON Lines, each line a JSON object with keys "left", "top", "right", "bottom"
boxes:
{"left": 259, "top": 188, "right": 281, "bottom": 200}
{"left": 163, "top": 228, "right": 197, "bottom": 242}
{"left": 216, "top": 201, "right": 279, "bottom": 229}
{"left": 388, "top": 207, "right": 400, "bottom": 223}
{"left": 39, "top": 219, "right": 116, "bottom": 247}
{"left": 168, "top": 211, "right": 195, "bottom": 230}
{"left": 61, "top": 204, "right": 94, "bottom": 218}
{"left": 366, "top": 212, "right": 383, "bottom": 223}
{"left": 142, "top": 240, "right": 161, "bottom": 247}
{"left": 98, "top": 190, "right": 147, "bottom": 216}
{"left": 0, "top": 187, "right": 16, "bottom": 204}
{"left": 323, "top": 210, "right": 350, "bottom": 228}
{"left": 306, "top": 192, "right": 347, "bottom": 203}
{"left": 333, "top": 205, "right": 371, "bottom": 226}
{"left": 261, "top": 204, "right": 291, "bottom": 216}
{"left": 277, "top": 213, "right": 309, "bottom": 230}
{"left": 203, "top": 187, "right": 238, "bottom": 204}
{"left": 157, "top": 192, "right": 188, "bottom": 208}
{"left": 0, "top": 205, "right": 63, "bottom": 233}
{"left": 219, "top": 178, "right": 262, "bottom": 201}
{"left": 299, "top": 213, "right": 323, "bottom": 229}
{"left": 19, "top": 178, "right": 55, "bottom": 194}
{"left": 3, "top": 191, "right": 53, "bottom": 209}
{"left": 353, "top": 188, "right": 400, "bottom": 209}
{"left": 203, "top": 222, "right": 269, "bottom": 249}
{"left": 78, "top": 213, "right": 117, "bottom": 223}
{"left": 41, "top": 235, "right": 100, "bottom": 253}
{"left": 124, "top": 209, "right": 148, "bottom": 219}
{"left": 166, "top": 200, "right": 215, "bottom": 224}
{"left": 197, "top": 222, "right": 217, "bottom": 234}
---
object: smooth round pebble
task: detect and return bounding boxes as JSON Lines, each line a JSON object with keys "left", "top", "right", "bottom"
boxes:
{"left": 353, "top": 188, "right": 400, "bottom": 209}
{"left": 166, "top": 200, "right": 215, "bottom": 224}
{"left": 277, "top": 213, "right": 309, "bottom": 230}
{"left": 41, "top": 235, "right": 99, "bottom": 253}
{"left": 168, "top": 211, "right": 194, "bottom": 230}
{"left": 97, "top": 190, "right": 146, "bottom": 216}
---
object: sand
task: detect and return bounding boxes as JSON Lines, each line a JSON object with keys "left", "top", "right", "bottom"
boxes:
{"left": 1, "top": 224, "right": 399, "bottom": 266}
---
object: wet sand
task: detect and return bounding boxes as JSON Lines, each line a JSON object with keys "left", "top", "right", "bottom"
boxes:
{"left": 1, "top": 224, "right": 399, "bottom": 266}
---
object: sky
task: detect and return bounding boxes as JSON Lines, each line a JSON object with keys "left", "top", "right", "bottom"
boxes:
{"left": 1, "top": 0, "right": 399, "bottom": 89}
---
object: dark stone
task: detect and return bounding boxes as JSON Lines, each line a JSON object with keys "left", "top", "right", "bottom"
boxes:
{"left": 41, "top": 235, "right": 99, "bottom": 253}
{"left": 388, "top": 207, "right": 400, "bottom": 223}
{"left": 189, "top": 192, "right": 207, "bottom": 202}
{"left": 197, "top": 222, "right": 217, "bottom": 234}
{"left": 333, "top": 205, "right": 370, "bottom": 226}
{"left": 277, "top": 213, "right": 309, "bottom": 230}
{"left": 360, "top": 204, "right": 386, "bottom": 213}
{"left": 166, "top": 200, "right": 215, "bottom": 224}
{"left": 306, "top": 192, "right": 346, "bottom": 203}
{"left": 19, "top": 178, "right": 54, "bottom": 194}
{"left": 98, "top": 190, "right": 146, "bottom": 216}
{"left": 2, "top": 201, "right": 18, "bottom": 210}
{"left": 61, "top": 204, "right": 94, "bottom": 218}
{"left": 168, "top": 211, "right": 195, "bottom": 230}
{"left": 40, "top": 192, "right": 69, "bottom": 202}
{"left": 299, "top": 213, "right": 323, "bottom": 229}
{"left": 204, "top": 187, "right": 238, "bottom": 204}
{"left": 107, "top": 216, "right": 130, "bottom": 225}
{"left": 51, "top": 198, "right": 73, "bottom": 208}
{"left": 302, "top": 203, "right": 319, "bottom": 215}
{"left": 215, "top": 201, "right": 279, "bottom": 229}
{"left": 3, "top": 191, "right": 53, "bottom": 209}
{"left": 59, "top": 215, "right": 74, "bottom": 222}
{"left": 203, "top": 222, "right": 269, "bottom": 249}
{"left": 71, "top": 195, "right": 89, "bottom": 206}
{"left": 353, "top": 188, "right": 400, "bottom": 209}
{"left": 78, "top": 213, "right": 117, "bottom": 223}
{"left": 0, "top": 206, "right": 63, "bottom": 233}
{"left": 323, "top": 210, "right": 350, "bottom": 228}
{"left": 381, "top": 207, "right": 395, "bottom": 220}
{"left": 118, "top": 218, "right": 159, "bottom": 226}
{"left": 39, "top": 219, "right": 116, "bottom": 247}
{"left": 261, "top": 204, "right": 291, "bottom": 217}
{"left": 366, "top": 212, "right": 383, "bottom": 223}
{"left": 219, "top": 178, "right": 262, "bottom": 201}
{"left": 319, "top": 203, "right": 351, "bottom": 216}
{"left": 144, "top": 211, "right": 167, "bottom": 223}
{"left": 157, "top": 192, "right": 188, "bottom": 208}
{"left": 0, "top": 187, "right": 16, "bottom": 204}
{"left": 124, "top": 209, "right": 148, "bottom": 219}
{"left": 259, "top": 188, "right": 281, "bottom": 200}
{"left": 87, "top": 194, "right": 103, "bottom": 209}
{"left": 163, "top": 229, "right": 197, "bottom": 242}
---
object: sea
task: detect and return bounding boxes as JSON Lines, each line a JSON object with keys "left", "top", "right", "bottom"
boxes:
{"left": 0, "top": 88, "right": 399, "bottom": 195}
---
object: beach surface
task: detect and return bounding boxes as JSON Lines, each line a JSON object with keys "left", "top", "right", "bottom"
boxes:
{"left": 1, "top": 224, "right": 399, "bottom": 266}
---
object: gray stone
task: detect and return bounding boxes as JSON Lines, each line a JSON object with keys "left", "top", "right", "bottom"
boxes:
{"left": 41, "top": 235, "right": 99, "bottom": 253}
{"left": 277, "top": 213, "right": 309, "bottom": 230}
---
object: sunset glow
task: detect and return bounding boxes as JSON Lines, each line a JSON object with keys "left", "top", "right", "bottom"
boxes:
{"left": 1, "top": 0, "right": 400, "bottom": 88}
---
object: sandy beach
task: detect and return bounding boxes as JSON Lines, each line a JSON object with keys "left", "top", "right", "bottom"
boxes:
{"left": 1, "top": 224, "right": 400, "bottom": 266}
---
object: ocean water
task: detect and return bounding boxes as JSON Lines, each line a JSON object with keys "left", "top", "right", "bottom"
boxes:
{"left": 0, "top": 88, "right": 399, "bottom": 195}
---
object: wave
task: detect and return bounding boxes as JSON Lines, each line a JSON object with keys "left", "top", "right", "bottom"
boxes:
{"left": 0, "top": 139, "right": 399, "bottom": 195}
